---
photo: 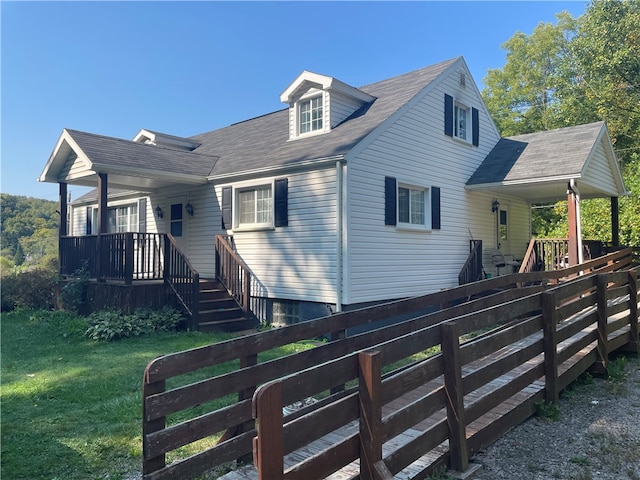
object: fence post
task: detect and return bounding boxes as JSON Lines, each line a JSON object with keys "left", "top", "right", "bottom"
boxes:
{"left": 142, "top": 372, "right": 166, "bottom": 477}
{"left": 441, "top": 321, "right": 469, "bottom": 472}
{"left": 253, "top": 382, "right": 284, "bottom": 480}
{"left": 542, "top": 291, "right": 559, "bottom": 404}
{"left": 237, "top": 353, "right": 258, "bottom": 464}
{"left": 626, "top": 270, "right": 638, "bottom": 354}
{"left": 593, "top": 273, "right": 609, "bottom": 375}
{"left": 359, "top": 350, "right": 391, "bottom": 480}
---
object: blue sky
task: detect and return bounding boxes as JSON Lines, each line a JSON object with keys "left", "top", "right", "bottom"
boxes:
{"left": 2, "top": 1, "right": 587, "bottom": 201}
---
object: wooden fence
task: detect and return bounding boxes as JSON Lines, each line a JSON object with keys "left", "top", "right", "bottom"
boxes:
{"left": 141, "top": 248, "right": 636, "bottom": 480}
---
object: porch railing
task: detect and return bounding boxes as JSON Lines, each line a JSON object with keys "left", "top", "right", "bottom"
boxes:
{"left": 215, "top": 235, "right": 251, "bottom": 315}
{"left": 458, "top": 239, "right": 483, "bottom": 285}
{"left": 164, "top": 235, "right": 199, "bottom": 330}
{"left": 59, "top": 233, "right": 165, "bottom": 283}
{"left": 519, "top": 238, "right": 606, "bottom": 274}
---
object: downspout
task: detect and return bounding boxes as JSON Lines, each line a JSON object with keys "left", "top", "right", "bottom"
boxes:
{"left": 570, "top": 179, "right": 584, "bottom": 265}
{"left": 335, "top": 160, "right": 343, "bottom": 313}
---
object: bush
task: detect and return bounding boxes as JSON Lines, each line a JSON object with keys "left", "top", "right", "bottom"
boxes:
{"left": 59, "top": 266, "right": 90, "bottom": 313}
{"left": 0, "top": 269, "right": 57, "bottom": 312}
{"left": 85, "top": 306, "right": 184, "bottom": 341}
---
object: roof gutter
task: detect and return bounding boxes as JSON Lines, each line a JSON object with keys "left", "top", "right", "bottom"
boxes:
{"left": 207, "top": 155, "right": 345, "bottom": 182}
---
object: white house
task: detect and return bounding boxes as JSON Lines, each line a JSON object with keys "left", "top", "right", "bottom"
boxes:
{"left": 39, "top": 57, "right": 627, "bottom": 326}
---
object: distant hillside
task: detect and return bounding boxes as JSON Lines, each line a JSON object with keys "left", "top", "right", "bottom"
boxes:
{"left": 1, "top": 193, "right": 59, "bottom": 271}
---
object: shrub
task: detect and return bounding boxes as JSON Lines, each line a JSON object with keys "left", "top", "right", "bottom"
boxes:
{"left": 59, "top": 266, "right": 90, "bottom": 313}
{"left": 85, "top": 306, "right": 184, "bottom": 341}
{"left": 0, "top": 269, "right": 57, "bottom": 312}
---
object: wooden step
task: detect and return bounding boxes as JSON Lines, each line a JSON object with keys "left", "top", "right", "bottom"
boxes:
{"left": 198, "top": 316, "right": 259, "bottom": 333}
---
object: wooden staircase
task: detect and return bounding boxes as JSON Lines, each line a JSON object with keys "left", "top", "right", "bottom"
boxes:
{"left": 196, "top": 279, "right": 259, "bottom": 332}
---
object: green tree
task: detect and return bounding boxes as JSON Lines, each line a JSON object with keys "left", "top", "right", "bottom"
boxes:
{"left": 0, "top": 194, "right": 59, "bottom": 267}
{"left": 482, "top": 0, "right": 640, "bottom": 246}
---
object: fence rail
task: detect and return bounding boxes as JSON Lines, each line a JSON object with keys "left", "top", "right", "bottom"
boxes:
{"left": 141, "top": 248, "right": 636, "bottom": 480}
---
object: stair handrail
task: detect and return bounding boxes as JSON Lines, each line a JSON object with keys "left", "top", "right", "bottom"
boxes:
{"left": 164, "top": 234, "right": 200, "bottom": 330}
{"left": 215, "top": 235, "right": 251, "bottom": 315}
{"left": 519, "top": 238, "right": 540, "bottom": 273}
{"left": 458, "top": 239, "right": 483, "bottom": 285}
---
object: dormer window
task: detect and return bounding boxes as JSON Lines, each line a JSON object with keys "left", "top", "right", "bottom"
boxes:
{"left": 281, "top": 70, "right": 375, "bottom": 141}
{"left": 299, "top": 96, "right": 323, "bottom": 134}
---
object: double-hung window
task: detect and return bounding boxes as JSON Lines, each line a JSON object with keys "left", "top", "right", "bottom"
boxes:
{"left": 237, "top": 185, "right": 273, "bottom": 227}
{"left": 109, "top": 204, "right": 138, "bottom": 232}
{"left": 385, "top": 176, "right": 440, "bottom": 230}
{"left": 299, "top": 96, "right": 323, "bottom": 134}
{"left": 454, "top": 103, "right": 469, "bottom": 141}
{"left": 444, "top": 93, "right": 479, "bottom": 146}
{"left": 398, "top": 185, "right": 426, "bottom": 225}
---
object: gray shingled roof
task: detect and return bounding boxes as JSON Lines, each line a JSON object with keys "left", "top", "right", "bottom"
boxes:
{"left": 467, "top": 121, "right": 606, "bottom": 186}
{"left": 66, "top": 129, "right": 218, "bottom": 177}
{"left": 189, "top": 58, "right": 458, "bottom": 177}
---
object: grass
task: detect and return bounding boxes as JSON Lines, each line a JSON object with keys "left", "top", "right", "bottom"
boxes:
{"left": 0, "top": 309, "right": 314, "bottom": 480}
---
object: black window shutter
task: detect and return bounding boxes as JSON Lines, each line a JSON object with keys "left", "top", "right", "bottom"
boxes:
{"left": 86, "top": 207, "right": 92, "bottom": 235}
{"left": 221, "top": 186, "right": 232, "bottom": 229}
{"left": 274, "top": 178, "right": 288, "bottom": 227}
{"left": 384, "top": 176, "right": 397, "bottom": 226}
{"left": 431, "top": 186, "right": 441, "bottom": 230}
{"left": 138, "top": 198, "right": 147, "bottom": 233}
{"left": 472, "top": 107, "right": 479, "bottom": 146}
{"left": 444, "top": 94, "right": 454, "bottom": 137}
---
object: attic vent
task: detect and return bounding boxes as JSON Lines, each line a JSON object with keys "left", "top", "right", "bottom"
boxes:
{"left": 459, "top": 73, "right": 466, "bottom": 88}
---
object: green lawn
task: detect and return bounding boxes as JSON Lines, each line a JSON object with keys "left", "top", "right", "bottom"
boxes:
{"left": 0, "top": 309, "right": 253, "bottom": 480}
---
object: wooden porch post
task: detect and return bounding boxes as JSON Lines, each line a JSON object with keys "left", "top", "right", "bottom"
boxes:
{"left": 567, "top": 184, "right": 579, "bottom": 266}
{"left": 59, "top": 183, "right": 68, "bottom": 275}
{"left": 97, "top": 173, "right": 108, "bottom": 280}
{"left": 611, "top": 197, "right": 619, "bottom": 248}
{"left": 59, "top": 182, "right": 68, "bottom": 237}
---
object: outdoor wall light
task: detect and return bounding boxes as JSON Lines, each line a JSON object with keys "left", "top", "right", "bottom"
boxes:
{"left": 155, "top": 205, "right": 164, "bottom": 219}
{"left": 491, "top": 199, "right": 500, "bottom": 213}
{"left": 185, "top": 201, "right": 194, "bottom": 217}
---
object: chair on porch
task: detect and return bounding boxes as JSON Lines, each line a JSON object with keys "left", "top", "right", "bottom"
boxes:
{"left": 491, "top": 248, "right": 521, "bottom": 275}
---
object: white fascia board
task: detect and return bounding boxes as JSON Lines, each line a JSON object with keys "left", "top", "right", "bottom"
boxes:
{"left": 280, "top": 71, "right": 374, "bottom": 104}
{"left": 465, "top": 174, "right": 580, "bottom": 190}
{"left": 132, "top": 128, "right": 201, "bottom": 150}
{"left": 207, "top": 155, "right": 345, "bottom": 182}
{"left": 90, "top": 163, "right": 208, "bottom": 185}
{"left": 38, "top": 129, "right": 93, "bottom": 183}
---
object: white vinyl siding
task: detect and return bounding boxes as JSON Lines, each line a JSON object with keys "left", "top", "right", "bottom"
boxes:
{"left": 59, "top": 154, "right": 93, "bottom": 182}
{"left": 344, "top": 65, "right": 523, "bottom": 304}
{"left": 220, "top": 167, "right": 338, "bottom": 303}
{"left": 581, "top": 143, "right": 620, "bottom": 195}
{"left": 329, "top": 90, "right": 365, "bottom": 128}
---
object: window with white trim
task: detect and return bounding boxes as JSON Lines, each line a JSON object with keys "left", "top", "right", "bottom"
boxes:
{"left": 89, "top": 204, "right": 138, "bottom": 234}
{"left": 236, "top": 184, "right": 273, "bottom": 227}
{"left": 398, "top": 185, "right": 426, "bottom": 225}
{"left": 385, "top": 177, "right": 440, "bottom": 230}
{"left": 454, "top": 102, "right": 469, "bottom": 141}
{"left": 298, "top": 96, "right": 323, "bottom": 134}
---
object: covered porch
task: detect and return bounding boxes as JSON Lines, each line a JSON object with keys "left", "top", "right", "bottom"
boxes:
{"left": 461, "top": 122, "right": 630, "bottom": 284}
